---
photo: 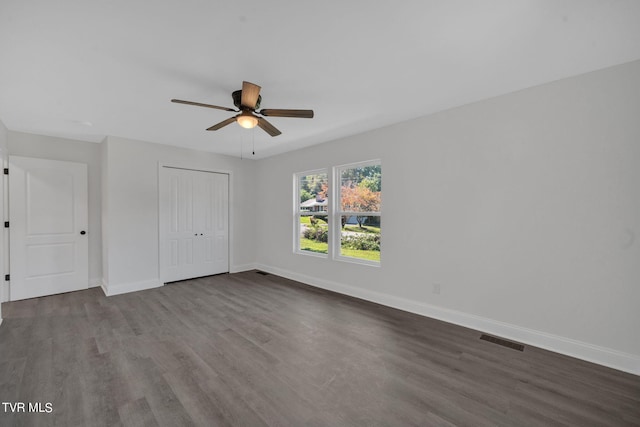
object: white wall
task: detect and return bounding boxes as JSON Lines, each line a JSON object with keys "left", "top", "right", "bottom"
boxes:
{"left": 6, "top": 131, "right": 103, "bottom": 289}
{"left": 254, "top": 60, "right": 640, "bottom": 374}
{"left": 101, "top": 136, "right": 256, "bottom": 295}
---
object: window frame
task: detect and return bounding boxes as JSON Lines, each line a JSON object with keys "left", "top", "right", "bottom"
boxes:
{"left": 293, "top": 168, "right": 329, "bottom": 258}
{"left": 293, "top": 161, "right": 382, "bottom": 266}
{"left": 332, "top": 159, "right": 382, "bottom": 267}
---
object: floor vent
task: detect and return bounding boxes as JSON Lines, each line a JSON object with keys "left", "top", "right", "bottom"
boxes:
{"left": 255, "top": 271, "right": 270, "bottom": 276}
{"left": 480, "top": 334, "right": 525, "bottom": 352}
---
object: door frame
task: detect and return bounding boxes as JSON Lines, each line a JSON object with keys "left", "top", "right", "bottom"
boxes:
{"left": 157, "top": 162, "right": 232, "bottom": 284}
{"left": 0, "top": 144, "right": 6, "bottom": 307}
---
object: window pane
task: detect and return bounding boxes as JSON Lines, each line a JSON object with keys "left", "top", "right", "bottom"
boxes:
{"left": 298, "top": 172, "right": 328, "bottom": 254}
{"left": 340, "top": 165, "right": 381, "bottom": 212}
{"left": 299, "top": 173, "right": 328, "bottom": 211}
{"left": 340, "top": 216, "right": 381, "bottom": 262}
{"left": 299, "top": 213, "right": 328, "bottom": 254}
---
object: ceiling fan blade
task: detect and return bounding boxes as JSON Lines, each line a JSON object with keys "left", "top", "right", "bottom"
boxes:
{"left": 241, "top": 81, "right": 261, "bottom": 109}
{"left": 206, "top": 116, "right": 238, "bottom": 131}
{"left": 171, "top": 99, "right": 237, "bottom": 112}
{"left": 259, "top": 109, "right": 314, "bottom": 118}
{"left": 257, "top": 117, "right": 282, "bottom": 137}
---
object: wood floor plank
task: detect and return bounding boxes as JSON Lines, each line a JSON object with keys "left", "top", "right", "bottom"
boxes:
{"left": 1, "top": 270, "right": 639, "bottom": 426}
{"left": 117, "top": 397, "right": 159, "bottom": 427}
{"left": 162, "top": 366, "right": 232, "bottom": 427}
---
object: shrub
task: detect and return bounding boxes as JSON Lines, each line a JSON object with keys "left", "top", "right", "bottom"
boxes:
{"left": 341, "top": 233, "right": 380, "bottom": 251}
{"left": 304, "top": 226, "right": 328, "bottom": 243}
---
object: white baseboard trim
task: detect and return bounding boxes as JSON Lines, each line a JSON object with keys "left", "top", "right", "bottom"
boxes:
{"left": 101, "top": 278, "right": 163, "bottom": 297}
{"left": 1, "top": 279, "right": 101, "bottom": 303}
{"left": 254, "top": 263, "right": 640, "bottom": 376}
{"left": 230, "top": 263, "right": 258, "bottom": 274}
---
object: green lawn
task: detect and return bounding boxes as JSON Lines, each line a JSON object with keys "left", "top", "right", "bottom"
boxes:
{"left": 340, "top": 247, "right": 380, "bottom": 262}
{"left": 300, "top": 216, "right": 327, "bottom": 225}
{"left": 299, "top": 238, "right": 328, "bottom": 254}
{"left": 300, "top": 217, "right": 380, "bottom": 261}
{"left": 300, "top": 238, "right": 380, "bottom": 261}
{"left": 301, "top": 217, "right": 378, "bottom": 232}
{"left": 343, "top": 225, "right": 380, "bottom": 234}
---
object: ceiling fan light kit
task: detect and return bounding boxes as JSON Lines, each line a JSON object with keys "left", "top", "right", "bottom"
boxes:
{"left": 171, "top": 81, "right": 314, "bottom": 137}
{"left": 237, "top": 111, "right": 258, "bottom": 129}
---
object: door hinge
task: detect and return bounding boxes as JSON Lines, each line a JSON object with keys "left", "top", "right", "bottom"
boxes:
{"left": 4, "top": 274, "right": 9, "bottom": 281}
{"left": 4, "top": 221, "right": 8, "bottom": 228}
{"left": 3, "top": 168, "right": 8, "bottom": 175}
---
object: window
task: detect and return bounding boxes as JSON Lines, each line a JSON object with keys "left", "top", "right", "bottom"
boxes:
{"left": 294, "top": 170, "right": 329, "bottom": 256}
{"left": 335, "top": 161, "right": 381, "bottom": 265}
{"left": 294, "top": 161, "right": 381, "bottom": 265}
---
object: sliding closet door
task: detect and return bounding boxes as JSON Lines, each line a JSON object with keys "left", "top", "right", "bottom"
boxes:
{"left": 159, "top": 167, "right": 229, "bottom": 283}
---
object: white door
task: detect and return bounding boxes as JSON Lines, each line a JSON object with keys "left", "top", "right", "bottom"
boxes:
{"left": 159, "top": 167, "right": 229, "bottom": 283}
{"left": 9, "top": 156, "right": 89, "bottom": 301}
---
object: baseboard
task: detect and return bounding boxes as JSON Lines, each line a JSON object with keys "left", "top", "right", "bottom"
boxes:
{"left": 254, "top": 263, "right": 640, "bottom": 376}
{"left": 230, "top": 263, "right": 258, "bottom": 273}
{"left": 0, "top": 279, "right": 101, "bottom": 302}
{"left": 101, "top": 278, "right": 163, "bottom": 297}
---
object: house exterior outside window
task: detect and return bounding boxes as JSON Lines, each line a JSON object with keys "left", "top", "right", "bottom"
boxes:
{"left": 294, "top": 170, "right": 328, "bottom": 256}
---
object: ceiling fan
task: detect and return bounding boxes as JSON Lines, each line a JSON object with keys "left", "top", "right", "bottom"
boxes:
{"left": 171, "top": 81, "right": 314, "bottom": 137}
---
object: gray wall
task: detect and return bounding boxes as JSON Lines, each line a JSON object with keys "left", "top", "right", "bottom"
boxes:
{"left": 254, "top": 60, "right": 640, "bottom": 373}
{"left": 101, "top": 136, "right": 256, "bottom": 294}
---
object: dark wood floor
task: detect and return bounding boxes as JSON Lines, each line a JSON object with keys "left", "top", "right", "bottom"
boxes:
{"left": 1, "top": 271, "right": 638, "bottom": 426}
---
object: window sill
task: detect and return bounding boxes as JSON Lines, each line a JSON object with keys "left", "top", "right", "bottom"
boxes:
{"left": 295, "top": 250, "right": 328, "bottom": 259}
{"left": 334, "top": 255, "right": 380, "bottom": 267}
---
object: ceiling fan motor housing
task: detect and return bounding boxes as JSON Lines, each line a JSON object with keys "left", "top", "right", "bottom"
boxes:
{"left": 232, "top": 90, "right": 261, "bottom": 110}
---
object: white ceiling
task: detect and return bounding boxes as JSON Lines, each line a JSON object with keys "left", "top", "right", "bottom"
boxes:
{"left": 1, "top": 1, "right": 640, "bottom": 159}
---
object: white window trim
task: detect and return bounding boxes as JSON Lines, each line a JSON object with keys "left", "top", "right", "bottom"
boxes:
{"left": 332, "top": 159, "right": 381, "bottom": 267}
{"left": 293, "top": 168, "right": 329, "bottom": 257}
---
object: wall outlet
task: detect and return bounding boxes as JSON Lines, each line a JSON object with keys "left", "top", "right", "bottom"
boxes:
{"left": 433, "top": 283, "right": 441, "bottom": 295}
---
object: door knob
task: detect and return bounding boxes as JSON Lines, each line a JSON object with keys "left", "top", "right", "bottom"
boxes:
{"left": 80, "top": 230, "right": 86, "bottom": 235}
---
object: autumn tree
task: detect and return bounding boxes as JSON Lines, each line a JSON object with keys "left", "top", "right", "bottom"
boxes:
{"left": 340, "top": 184, "right": 381, "bottom": 228}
